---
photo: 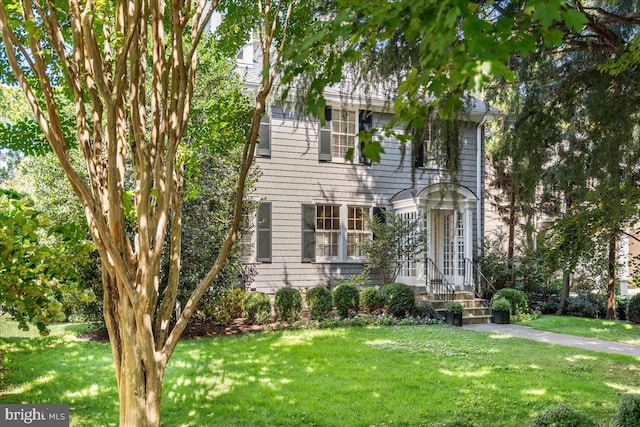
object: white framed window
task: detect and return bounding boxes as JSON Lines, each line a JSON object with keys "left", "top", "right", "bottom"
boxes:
{"left": 332, "top": 110, "right": 356, "bottom": 159}
{"left": 302, "top": 203, "right": 376, "bottom": 263}
{"left": 319, "top": 107, "right": 374, "bottom": 164}
{"left": 316, "top": 204, "right": 340, "bottom": 258}
{"left": 414, "top": 121, "right": 441, "bottom": 169}
{"left": 399, "top": 211, "right": 419, "bottom": 277}
{"left": 347, "top": 206, "right": 370, "bottom": 258}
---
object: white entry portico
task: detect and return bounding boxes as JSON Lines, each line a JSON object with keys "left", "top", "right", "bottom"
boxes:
{"left": 391, "top": 183, "right": 478, "bottom": 290}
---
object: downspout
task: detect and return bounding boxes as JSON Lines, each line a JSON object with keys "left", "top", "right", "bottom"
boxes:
{"left": 476, "top": 115, "right": 488, "bottom": 260}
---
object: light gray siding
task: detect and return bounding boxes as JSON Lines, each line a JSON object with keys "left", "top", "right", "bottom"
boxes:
{"left": 247, "top": 103, "right": 486, "bottom": 293}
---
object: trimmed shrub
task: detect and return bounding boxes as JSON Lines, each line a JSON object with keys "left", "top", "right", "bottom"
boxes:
{"left": 196, "top": 288, "right": 245, "bottom": 325}
{"left": 529, "top": 404, "right": 596, "bottom": 427}
{"left": 333, "top": 284, "right": 360, "bottom": 318}
{"left": 306, "top": 286, "right": 333, "bottom": 320}
{"left": 360, "top": 286, "right": 385, "bottom": 314}
{"left": 382, "top": 283, "right": 415, "bottom": 318}
{"left": 243, "top": 292, "right": 271, "bottom": 324}
{"left": 628, "top": 293, "right": 640, "bottom": 323}
{"left": 412, "top": 301, "right": 439, "bottom": 320}
{"left": 612, "top": 394, "right": 640, "bottom": 427}
{"left": 494, "top": 288, "right": 528, "bottom": 314}
{"left": 274, "top": 287, "right": 303, "bottom": 322}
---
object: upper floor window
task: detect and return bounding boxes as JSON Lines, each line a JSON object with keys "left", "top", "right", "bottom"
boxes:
{"left": 414, "top": 122, "right": 439, "bottom": 169}
{"left": 319, "top": 107, "right": 373, "bottom": 165}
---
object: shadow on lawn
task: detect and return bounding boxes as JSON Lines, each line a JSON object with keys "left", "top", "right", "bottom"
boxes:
{"left": 159, "top": 326, "right": 638, "bottom": 427}
{"left": 1, "top": 326, "right": 639, "bottom": 426}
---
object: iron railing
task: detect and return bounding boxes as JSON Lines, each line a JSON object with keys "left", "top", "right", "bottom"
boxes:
{"left": 463, "top": 258, "right": 496, "bottom": 301}
{"left": 425, "top": 258, "right": 456, "bottom": 303}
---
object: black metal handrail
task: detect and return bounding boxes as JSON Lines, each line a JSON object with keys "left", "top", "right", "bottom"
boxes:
{"left": 425, "top": 258, "right": 455, "bottom": 303}
{"left": 463, "top": 258, "right": 496, "bottom": 301}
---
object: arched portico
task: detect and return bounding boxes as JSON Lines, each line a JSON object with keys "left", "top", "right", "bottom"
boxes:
{"left": 391, "top": 183, "right": 478, "bottom": 290}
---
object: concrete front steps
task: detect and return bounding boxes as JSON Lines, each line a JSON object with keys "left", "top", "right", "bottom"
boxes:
{"left": 418, "top": 291, "right": 492, "bottom": 325}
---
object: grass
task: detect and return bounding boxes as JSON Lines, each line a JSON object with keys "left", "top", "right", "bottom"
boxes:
{"left": 1, "top": 316, "right": 639, "bottom": 426}
{"left": 520, "top": 315, "right": 640, "bottom": 345}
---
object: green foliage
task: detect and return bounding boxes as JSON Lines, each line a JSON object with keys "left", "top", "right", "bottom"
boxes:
{"left": 492, "top": 297, "right": 512, "bottom": 312}
{"left": 0, "top": 190, "right": 94, "bottom": 334}
{"left": 243, "top": 292, "right": 272, "bottom": 325}
{"left": 529, "top": 404, "right": 596, "bottom": 427}
{"left": 627, "top": 294, "right": 640, "bottom": 324}
{"left": 360, "top": 286, "right": 385, "bottom": 314}
{"left": 333, "top": 284, "right": 360, "bottom": 318}
{"left": 412, "top": 301, "right": 439, "bottom": 320}
{"left": 165, "top": 37, "right": 256, "bottom": 305}
{"left": 494, "top": 288, "right": 528, "bottom": 314}
{"left": 446, "top": 302, "right": 463, "bottom": 314}
{"left": 359, "top": 210, "right": 423, "bottom": 285}
{"left": 566, "top": 294, "right": 607, "bottom": 319}
{"left": 274, "top": 288, "right": 303, "bottom": 322}
{"left": 196, "top": 288, "right": 245, "bottom": 325}
{"left": 382, "top": 283, "right": 415, "bottom": 318}
{"left": 612, "top": 394, "right": 640, "bottom": 427}
{"left": 306, "top": 286, "right": 333, "bottom": 321}
{"left": 616, "top": 296, "right": 629, "bottom": 321}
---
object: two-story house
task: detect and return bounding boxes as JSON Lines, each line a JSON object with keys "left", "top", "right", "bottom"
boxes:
{"left": 226, "top": 21, "right": 496, "bottom": 301}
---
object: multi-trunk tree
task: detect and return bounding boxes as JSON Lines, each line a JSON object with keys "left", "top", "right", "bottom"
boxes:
{"left": 0, "top": 1, "right": 294, "bottom": 425}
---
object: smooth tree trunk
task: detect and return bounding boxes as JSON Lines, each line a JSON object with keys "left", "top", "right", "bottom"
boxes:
{"left": 0, "top": 1, "right": 295, "bottom": 426}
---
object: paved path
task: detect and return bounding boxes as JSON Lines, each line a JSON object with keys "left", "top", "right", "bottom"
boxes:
{"left": 463, "top": 323, "right": 640, "bottom": 358}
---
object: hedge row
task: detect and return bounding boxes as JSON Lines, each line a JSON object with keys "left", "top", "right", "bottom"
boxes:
{"left": 239, "top": 283, "right": 440, "bottom": 324}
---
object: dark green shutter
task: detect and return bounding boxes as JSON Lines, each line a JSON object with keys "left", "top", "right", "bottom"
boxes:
{"left": 319, "top": 107, "right": 332, "bottom": 161}
{"left": 358, "top": 110, "right": 373, "bottom": 165}
{"left": 301, "top": 204, "right": 316, "bottom": 262}
{"left": 256, "top": 202, "right": 272, "bottom": 263}
{"left": 257, "top": 111, "right": 271, "bottom": 157}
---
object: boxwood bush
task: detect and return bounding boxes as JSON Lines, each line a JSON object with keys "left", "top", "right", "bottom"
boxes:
{"left": 628, "top": 293, "right": 640, "bottom": 323}
{"left": 612, "top": 394, "right": 640, "bottom": 427}
{"left": 360, "top": 286, "right": 385, "bottom": 313}
{"left": 243, "top": 292, "right": 271, "bottom": 324}
{"left": 529, "top": 404, "right": 596, "bottom": 427}
{"left": 382, "top": 282, "right": 415, "bottom": 318}
{"left": 333, "top": 284, "right": 360, "bottom": 318}
{"left": 493, "top": 288, "right": 528, "bottom": 314}
{"left": 306, "top": 286, "right": 333, "bottom": 320}
{"left": 274, "top": 287, "right": 303, "bottom": 322}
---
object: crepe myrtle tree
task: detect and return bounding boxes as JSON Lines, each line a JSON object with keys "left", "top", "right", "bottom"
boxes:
{"left": 0, "top": 0, "right": 294, "bottom": 425}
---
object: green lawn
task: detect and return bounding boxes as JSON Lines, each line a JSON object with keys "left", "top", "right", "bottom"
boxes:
{"left": 1, "top": 317, "right": 639, "bottom": 426}
{"left": 520, "top": 315, "right": 640, "bottom": 345}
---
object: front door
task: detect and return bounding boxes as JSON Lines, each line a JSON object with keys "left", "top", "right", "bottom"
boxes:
{"left": 431, "top": 209, "right": 465, "bottom": 286}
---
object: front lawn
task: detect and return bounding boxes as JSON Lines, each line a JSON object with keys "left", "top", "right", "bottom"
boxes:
{"left": 519, "top": 315, "right": 640, "bottom": 345}
{"left": 1, "top": 317, "right": 639, "bottom": 426}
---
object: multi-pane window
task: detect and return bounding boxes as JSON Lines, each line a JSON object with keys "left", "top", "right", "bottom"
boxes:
{"left": 399, "top": 211, "right": 419, "bottom": 277}
{"left": 347, "top": 206, "right": 370, "bottom": 258}
{"left": 442, "top": 211, "right": 464, "bottom": 277}
{"left": 442, "top": 213, "right": 454, "bottom": 276}
{"left": 331, "top": 110, "right": 356, "bottom": 159}
{"left": 316, "top": 205, "right": 340, "bottom": 258}
{"left": 456, "top": 212, "right": 465, "bottom": 276}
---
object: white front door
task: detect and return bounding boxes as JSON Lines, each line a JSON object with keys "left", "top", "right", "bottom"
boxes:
{"left": 431, "top": 209, "right": 465, "bottom": 286}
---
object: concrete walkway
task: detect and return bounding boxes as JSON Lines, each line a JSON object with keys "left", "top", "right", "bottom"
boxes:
{"left": 463, "top": 323, "right": 640, "bottom": 358}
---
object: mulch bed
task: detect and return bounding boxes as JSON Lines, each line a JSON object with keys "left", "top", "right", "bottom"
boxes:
{"left": 78, "top": 317, "right": 265, "bottom": 342}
